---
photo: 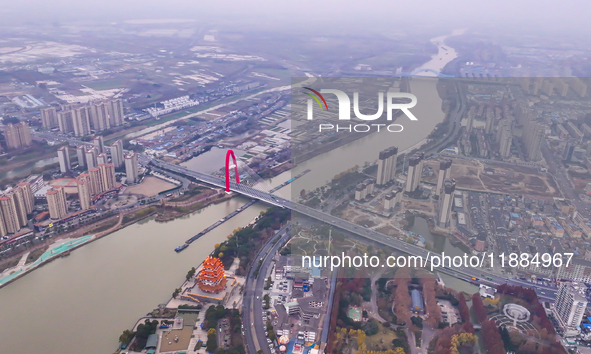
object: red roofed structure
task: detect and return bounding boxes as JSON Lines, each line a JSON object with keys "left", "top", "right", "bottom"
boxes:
{"left": 196, "top": 256, "right": 227, "bottom": 293}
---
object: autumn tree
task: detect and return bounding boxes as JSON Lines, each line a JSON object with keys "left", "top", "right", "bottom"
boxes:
{"left": 457, "top": 295, "right": 470, "bottom": 323}
{"left": 481, "top": 320, "right": 505, "bottom": 354}
{"left": 471, "top": 293, "right": 487, "bottom": 324}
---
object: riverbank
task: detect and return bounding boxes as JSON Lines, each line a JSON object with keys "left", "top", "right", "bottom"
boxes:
{"left": 0, "top": 186, "right": 239, "bottom": 290}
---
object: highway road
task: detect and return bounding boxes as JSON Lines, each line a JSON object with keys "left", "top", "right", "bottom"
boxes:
{"left": 242, "top": 225, "right": 291, "bottom": 354}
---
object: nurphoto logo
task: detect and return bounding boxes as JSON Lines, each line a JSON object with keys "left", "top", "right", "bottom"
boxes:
{"left": 304, "top": 87, "right": 418, "bottom": 133}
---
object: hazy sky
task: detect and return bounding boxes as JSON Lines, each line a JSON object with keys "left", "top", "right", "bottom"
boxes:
{"left": 2, "top": 0, "right": 590, "bottom": 37}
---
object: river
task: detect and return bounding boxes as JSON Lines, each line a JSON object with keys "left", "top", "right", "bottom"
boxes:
{"left": 0, "top": 197, "right": 265, "bottom": 354}
{"left": 412, "top": 28, "right": 466, "bottom": 76}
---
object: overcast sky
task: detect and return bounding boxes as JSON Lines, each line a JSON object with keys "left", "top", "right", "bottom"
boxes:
{"left": 2, "top": 0, "right": 590, "bottom": 37}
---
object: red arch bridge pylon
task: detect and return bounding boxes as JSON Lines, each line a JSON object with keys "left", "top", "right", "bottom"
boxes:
{"left": 225, "top": 149, "right": 240, "bottom": 193}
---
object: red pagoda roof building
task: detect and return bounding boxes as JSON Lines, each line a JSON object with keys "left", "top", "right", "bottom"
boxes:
{"left": 196, "top": 256, "right": 227, "bottom": 293}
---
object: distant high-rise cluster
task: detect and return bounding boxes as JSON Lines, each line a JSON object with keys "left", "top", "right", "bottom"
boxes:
{"left": 376, "top": 147, "right": 398, "bottom": 185}
{"left": 518, "top": 77, "right": 587, "bottom": 98}
{"left": 88, "top": 164, "right": 116, "bottom": 195}
{"left": 0, "top": 183, "right": 34, "bottom": 236}
{"left": 3, "top": 122, "right": 32, "bottom": 150}
{"left": 40, "top": 99, "right": 124, "bottom": 136}
{"left": 405, "top": 152, "right": 424, "bottom": 193}
{"left": 515, "top": 105, "right": 544, "bottom": 162}
{"left": 56, "top": 143, "right": 118, "bottom": 211}
{"left": 496, "top": 119, "right": 513, "bottom": 158}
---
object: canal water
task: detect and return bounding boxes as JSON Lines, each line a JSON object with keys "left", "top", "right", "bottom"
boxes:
{"left": 0, "top": 156, "right": 58, "bottom": 180}
{"left": 181, "top": 147, "right": 246, "bottom": 174}
{"left": 407, "top": 217, "right": 478, "bottom": 295}
{"left": 0, "top": 197, "right": 265, "bottom": 354}
{"left": 438, "top": 272, "right": 479, "bottom": 295}
{"left": 408, "top": 217, "right": 466, "bottom": 258}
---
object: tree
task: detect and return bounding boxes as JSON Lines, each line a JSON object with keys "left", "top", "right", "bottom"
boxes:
{"left": 206, "top": 328, "right": 218, "bottom": 352}
{"left": 457, "top": 295, "right": 470, "bottom": 323}
{"left": 411, "top": 316, "right": 423, "bottom": 329}
{"left": 186, "top": 267, "right": 196, "bottom": 281}
{"left": 268, "top": 329, "right": 277, "bottom": 342}
{"left": 263, "top": 294, "right": 270, "bottom": 309}
{"left": 482, "top": 320, "right": 505, "bottom": 354}
{"left": 119, "top": 329, "right": 134, "bottom": 344}
{"left": 471, "top": 293, "right": 487, "bottom": 324}
{"left": 362, "top": 319, "right": 379, "bottom": 336}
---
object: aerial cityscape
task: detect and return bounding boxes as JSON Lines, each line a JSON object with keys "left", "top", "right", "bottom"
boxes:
{"left": 1, "top": 1, "right": 591, "bottom": 354}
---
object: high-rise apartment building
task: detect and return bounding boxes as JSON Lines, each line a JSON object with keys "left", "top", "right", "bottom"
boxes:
{"left": 438, "top": 179, "right": 456, "bottom": 227}
{"left": 57, "top": 110, "right": 74, "bottom": 134}
{"left": 125, "top": 152, "right": 139, "bottom": 184}
{"left": 98, "top": 163, "right": 116, "bottom": 191}
{"left": 523, "top": 122, "right": 544, "bottom": 161}
{"left": 97, "top": 153, "right": 108, "bottom": 165}
{"left": 555, "top": 282, "right": 588, "bottom": 335}
{"left": 46, "top": 187, "right": 67, "bottom": 219}
{"left": 9, "top": 189, "right": 28, "bottom": 227}
{"left": 16, "top": 182, "right": 34, "bottom": 214}
{"left": 88, "top": 168, "right": 102, "bottom": 195}
{"left": 436, "top": 159, "right": 452, "bottom": 196}
{"left": 110, "top": 140, "right": 124, "bottom": 168}
{"left": 4, "top": 122, "right": 32, "bottom": 149}
{"left": 499, "top": 126, "right": 513, "bottom": 158}
{"left": 72, "top": 107, "right": 91, "bottom": 137}
{"left": 41, "top": 106, "right": 59, "bottom": 129}
{"left": 77, "top": 174, "right": 92, "bottom": 210}
{"left": 77, "top": 145, "right": 86, "bottom": 168}
{"left": 405, "top": 153, "right": 424, "bottom": 193}
{"left": 108, "top": 99, "right": 124, "bottom": 126}
{"left": 57, "top": 146, "right": 71, "bottom": 173}
{"left": 0, "top": 193, "right": 21, "bottom": 234}
{"left": 89, "top": 102, "right": 111, "bottom": 132}
{"left": 376, "top": 147, "right": 398, "bottom": 185}
{"left": 85, "top": 147, "right": 98, "bottom": 170}
{"left": 93, "top": 135, "right": 105, "bottom": 154}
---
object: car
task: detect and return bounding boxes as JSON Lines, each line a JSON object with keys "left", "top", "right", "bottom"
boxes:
{"left": 267, "top": 339, "right": 272, "bottom": 343}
